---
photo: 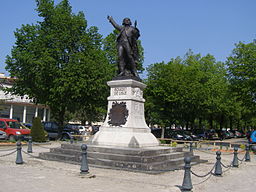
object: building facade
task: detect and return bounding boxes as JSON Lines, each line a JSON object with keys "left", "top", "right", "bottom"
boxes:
{"left": 0, "top": 73, "right": 50, "bottom": 123}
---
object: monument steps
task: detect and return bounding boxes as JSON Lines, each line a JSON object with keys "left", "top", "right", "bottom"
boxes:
{"left": 39, "top": 143, "right": 206, "bottom": 174}
{"left": 47, "top": 147, "right": 186, "bottom": 163}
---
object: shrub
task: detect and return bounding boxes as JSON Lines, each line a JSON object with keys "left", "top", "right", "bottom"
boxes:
{"left": 31, "top": 117, "right": 46, "bottom": 142}
{"left": 170, "top": 141, "right": 177, "bottom": 147}
{"left": 240, "top": 144, "right": 245, "bottom": 150}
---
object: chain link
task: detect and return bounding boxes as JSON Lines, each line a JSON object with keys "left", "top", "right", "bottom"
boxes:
{"left": 0, "top": 149, "right": 17, "bottom": 157}
{"left": 190, "top": 163, "right": 215, "bottom": 178}
{"left": 220, "top": 161, "right": 232, "bottom": 168}
{"left": 237, "top": 156, "right": 245, "bottom": 162}
{"left": 0, "top": 147, "right": 17, "bottom": 151}
{"left": 21, "top": 150, "right": 40, "bottom": 158}
{"left": 193, "top": 173, "right": 213, "bottom": 186}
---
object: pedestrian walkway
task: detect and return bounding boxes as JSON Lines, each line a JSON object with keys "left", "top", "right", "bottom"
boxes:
{"left": 0, "top": 142, "right": 255, "bottom": 192}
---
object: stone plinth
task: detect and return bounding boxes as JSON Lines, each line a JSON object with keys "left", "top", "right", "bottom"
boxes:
{"left": 90, "top": 79, "right": 159, "bottom": 148}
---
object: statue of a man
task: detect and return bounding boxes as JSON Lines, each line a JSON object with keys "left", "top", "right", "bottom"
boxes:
{"left": 107, "top": 16, "right": 140, "bottom": 78}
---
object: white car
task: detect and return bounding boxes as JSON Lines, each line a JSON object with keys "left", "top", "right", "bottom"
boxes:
{"left": 78, "top": 126, "right": 87, "bottom": 134}
{"left": 0, "top": 130, "right": 7, "bottom": 140}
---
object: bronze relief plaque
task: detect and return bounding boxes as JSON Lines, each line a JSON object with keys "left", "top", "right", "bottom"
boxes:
{"left": 108, "top": 102, "right": 129, "bottom": 126}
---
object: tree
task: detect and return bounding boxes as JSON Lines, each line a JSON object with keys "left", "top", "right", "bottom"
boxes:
{"left": 145, "top": 51, "right": 230, "bottom": 130}
{"left": 227, "top": 40, "right": 256, "bottom": 108}
{"left": 226, "top": 40, "right": 256, "bottom": 128}
{"left": 5, "top": 0, "right": 113, "bottom": 133}
{"left": 31, "top": 117, "right": 46, "bottom": 142}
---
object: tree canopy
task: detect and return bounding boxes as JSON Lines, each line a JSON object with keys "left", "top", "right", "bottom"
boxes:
{"left": 5, "top": 0, "right": 113, "bottom": 128}
{"left": 144, "top": 51, "right": 240, "bottom": 130}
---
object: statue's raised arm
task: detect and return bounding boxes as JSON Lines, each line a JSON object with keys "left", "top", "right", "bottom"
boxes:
{"left": 107, "top": 16, "right": 122, "bottom": 31}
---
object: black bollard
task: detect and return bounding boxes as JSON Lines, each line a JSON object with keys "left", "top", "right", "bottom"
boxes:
{"left": 27, "top": 136, "right": 33, "bottom": 153}
{"left": 16, "top": 141, "right": 24, "bottom": 164}
{"left": 214, "top": 151, "right": 222, "bottom": 176}
{"left": 189, "top": 142, "right": 193, "bottom": 153}
{"left": 245, "top": 144, "right": 251, "bottom": 162}
{"left": 80, "top": 144, "right": 89, "bottom": 174}
{"left": 232, "top": 146, "right": 239, "bottom": 167}
{"left": 251, "top": 145, "right": 256, "bottom": 154}
{"left": 70, "top": 136, "right": 74, "bottom": 144}
{"left": 181, "top": 156, "right": 193, "bottom": 191}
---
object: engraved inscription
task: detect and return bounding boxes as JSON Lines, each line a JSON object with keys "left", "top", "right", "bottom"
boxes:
{"left": 113, "top": 87, "right": 127, "bottom": 95}
{"left": 132, "top": 87, "right": 142, "bottom": 98}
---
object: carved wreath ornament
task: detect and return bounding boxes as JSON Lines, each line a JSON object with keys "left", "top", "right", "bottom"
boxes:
{"left": 108, "top": 102, "right": 129, "bottom": 126}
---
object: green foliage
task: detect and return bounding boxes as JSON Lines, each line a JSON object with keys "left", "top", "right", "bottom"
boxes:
{"left": 144, "top": 50, "right": 236, "bottom": 129}
{"left": 5, "top": 0, "right": 113, "bottom": 126}
{"left": 170, "top": 142, "right": 177, "bottom": 147}
{"left": 226, "top": 40, "right": 256, "bottom": 129}
{"left": 31, "top": 117, "right": 46, "bottom": 142}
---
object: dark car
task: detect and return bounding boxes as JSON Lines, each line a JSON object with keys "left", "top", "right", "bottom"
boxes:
{"left": 164, "top": 129, "right": 182, "bottom": 140}
{"left": 91, "top": 125, "right": 100, "bottom": 135}
{"left": 185, "top": 131, "right": 199, "bottom": 141}
{"left": 42, "top": 122, "right": 81, "bottom": 140}
{"left": 229, "top": 130, "right": 244, "bottom": 138}
{"left": 150, "top": 127, "right": 162, "bottom": 138}
{"left": 165, "top": 130, "right": 193, "bottom": 141}
{"left": 205, "top": 129, "right": 219, "bottom": 140}
{"left": 216, "top": 130, "right": 229, "bottom": 140}
{"left": 192, "top": 129, "right": 208, "bottom": 140}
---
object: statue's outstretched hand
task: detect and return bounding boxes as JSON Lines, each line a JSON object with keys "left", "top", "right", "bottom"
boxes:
{"left": 107, "top": 15, "right": 112, "bottom": 21}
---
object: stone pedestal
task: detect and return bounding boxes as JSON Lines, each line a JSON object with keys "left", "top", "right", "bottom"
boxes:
{"left": 90, "top": 79, "right": 159, "bottom": 148}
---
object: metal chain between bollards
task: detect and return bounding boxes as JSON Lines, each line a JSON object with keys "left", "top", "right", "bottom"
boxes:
{"left": 192, "top": 174, "right": 213, "bottom": 186}
{"left": 22, "top": 149, "right": 40, "bottom": 158}
{"left": 0, "top": 149, "right": 17, "bottom": 157}
{"left": 220, "top": 161, "right": 232, "bottom": 169}
{"left": 0, "top": 147, "right": 17, "bottom": 151}
{"left": 190, "top": 163, "right": 215, "bottom": 178}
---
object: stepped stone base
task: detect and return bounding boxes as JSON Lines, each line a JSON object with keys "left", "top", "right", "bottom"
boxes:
{"left": 39, "top": 143, "right": 206, "bottom": 174}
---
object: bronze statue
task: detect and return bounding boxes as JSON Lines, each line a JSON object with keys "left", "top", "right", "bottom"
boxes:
{"left": 107, "top": 16, "right": 140, "bottom": 79}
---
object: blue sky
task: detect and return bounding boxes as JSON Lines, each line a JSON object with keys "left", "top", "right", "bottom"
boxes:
{"left": 1, "top": 0, "right": 255, "bottom": 77}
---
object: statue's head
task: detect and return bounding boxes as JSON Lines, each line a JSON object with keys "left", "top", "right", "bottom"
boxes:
{"left": 122, "top": 18, "right": 132, "bottom": 26}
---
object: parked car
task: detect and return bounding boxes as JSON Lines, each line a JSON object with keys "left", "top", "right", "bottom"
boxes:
{"left": 150, "top": 127, "right": 162, "bottom": 138}
{"left": 229, "top": 130, "right": 244, "bottom": 138}
{"left": 249, "top": 130, "right": 256, "bottom": 144}
{"left": 185, "top": 131, "right": 199, "bottom": 141}
{"left": 0, "top": 118, "right": 31, "bottom": 141}
{"left": 0, "top": 130, "right": 7, "bottom": 140}
{"left": 205, "top": 129, "right": 219, "bottom": 140}
{"left": 91, "top": 125, "right": 100, "bottom": 135}
{"left": 42, "top": 122, "right": 81, "bottom": 140}
{"left": 216, "top": 130, "right": 229, "bottom": 140}
{"left": 192, "top": 129, "right": 207, "bottom": 140}
{"left": 165, "top": 130, "right": 193, "bottom": 141}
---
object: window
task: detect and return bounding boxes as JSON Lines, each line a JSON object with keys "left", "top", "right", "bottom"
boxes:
{"left": 0, "top": 121, "right": 6, "bottom": 129}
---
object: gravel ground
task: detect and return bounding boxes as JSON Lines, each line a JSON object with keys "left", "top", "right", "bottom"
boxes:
{"left": 0, "top": 141, "right": 255, "bottom": 192}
